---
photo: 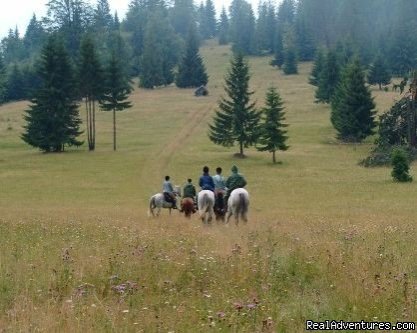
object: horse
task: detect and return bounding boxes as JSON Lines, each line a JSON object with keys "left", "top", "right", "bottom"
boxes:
{"left": 226, "top": 188, "right": 249, "bottom": 225}
{"left": 214, "top": 191, "right": 226, "bottom": 221}
{"left": 197, "top": 190, "right": 215, "bottom": 224}
{"left": 181, "top": 197, "right": 196, "bottom": 218}
{"left": 148, "top": 186, "right": 181, "bottom": 217}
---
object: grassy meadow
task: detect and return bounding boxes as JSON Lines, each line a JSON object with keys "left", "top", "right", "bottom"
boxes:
{"left": 1, "top": 40, "right": 417, "bottom": 332}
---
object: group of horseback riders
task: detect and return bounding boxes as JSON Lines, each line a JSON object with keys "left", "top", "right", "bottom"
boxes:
{"left": 162, "top": 165, "right": 247, "bottom": 213}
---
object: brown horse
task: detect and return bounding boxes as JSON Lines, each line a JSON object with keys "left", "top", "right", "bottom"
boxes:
{"left": 181, "top": 197, "right": 196, "bottom": 218}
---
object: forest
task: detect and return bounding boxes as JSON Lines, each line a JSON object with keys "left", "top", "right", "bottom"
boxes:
{"left": 0, "top": 0, "right": 416, "bottom": 104}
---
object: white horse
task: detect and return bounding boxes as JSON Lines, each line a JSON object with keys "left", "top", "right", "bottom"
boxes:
{"left": 148, "top": 186, "right": 181, "bottom": 217}
{"left": 226, "top": 188, "right": 249, "bottom": 224}
{"left": 197, "top": 190, "right": 215, "bottom": 224}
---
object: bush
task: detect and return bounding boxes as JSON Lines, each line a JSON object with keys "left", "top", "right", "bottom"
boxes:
{"left": 391, "top": 148, "right": 413, "bottom": 182}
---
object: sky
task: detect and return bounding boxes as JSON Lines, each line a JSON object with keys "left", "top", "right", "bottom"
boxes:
{"left": 0, "top": 0, "right": 261, "bottom": 40}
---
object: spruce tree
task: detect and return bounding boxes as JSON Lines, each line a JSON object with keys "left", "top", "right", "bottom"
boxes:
{"left": 99, "top": 51, "right": 133, "bottom": 151}
{"left": 209, "top": 53, "right": 260, "bottom": 157}
{"left": 271, "top": 28, "right": 284, "bottom": 68}
{"left": 175, "top": 26, "right": 208, "bottom": 88}
{"left": 282, "top": 47, "right": 298, "bottom": 75}
{"left": 78, "top": 35, "right": 104, "bottom": 151}
{"left": 368, "top": 53, "right": 391, "bottom": 90}
{"left": 205, "top": 0, "right": 217, "bottom": 38}
{"left": 309, "top": 49, "right": 325, "bottom": 86}
{"left": 22, "top": 35, "right": 82, "bottom": 152}
{"left": 6, "top": 63, "right": 26, "bottom": 101}
{"left": 140, "top": 11, "right": 180, "bottom": 88}
{"left": 257, "top": 87, "right": 289, "bottom": 163}
{"left": 331, "top": 59, "right": 376, "bottom": 142}
{"left": 315, "top": 50, "right": 340, "bottom": 103}
{"left": 218, "top": 7, "right": 229, "bottom": 45}
{"left": 391, "top": 148, "right": 412, "bottom": 182}
{"left": 0, "top": 57, "right": 7, "bottom": 104}
{"left": 229, "top": 0, "right": 256, "bottom": 55}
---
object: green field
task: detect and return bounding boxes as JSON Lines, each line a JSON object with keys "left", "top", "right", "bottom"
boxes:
{"left": 1, "top": 41, "right": 416, "bottom": 332}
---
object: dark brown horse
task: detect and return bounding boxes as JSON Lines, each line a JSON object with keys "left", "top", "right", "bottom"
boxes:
{"left": 181, "top": 197, "right": 196, "bottom": 218}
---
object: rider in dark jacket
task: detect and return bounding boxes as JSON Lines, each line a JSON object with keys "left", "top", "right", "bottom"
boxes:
{"left": 199, "top": 166, "right": 215, "bottom": 191}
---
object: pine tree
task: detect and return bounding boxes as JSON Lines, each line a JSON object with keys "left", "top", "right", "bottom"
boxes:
{"left": 23, "top": 14, "right": 46, "bottom": 56}
{"left": 22, "top": 35, "right": 82, "bottom": 152}
{"left": 309, "top": 49, "right": 325, "bottom": 86}
{"left": 368, "top": 53, "right": 391, "bottom": 90}
{"left": 100, "top": 50, "right": 133, "bottom": 151}
{"left": 0, "top": 57, "right": 7, "bottom": 104}
{"left": 391, "top": 148, "right": 412, "bottom": 182}
{"left": 205, "top": 0, "right": 217, "bottom": 38}
{"left": 140, "top": 11, "right": 181, "bottom": 88}
{"left": 257, "top": 87, "right": 289, "bottom": 163}
{"left": 315, "top": 50, "right": 340, "bottom": 103}
{"left": 170, "top": 0, "right": 195, "bottom": 38}
{"left": 282, "top": 47, "right": 298, "bottom": 75}
{"left": 6, "top": 63, "right": 26, "bottom": 101}
{"left": 229, "top": 0, "right": 256, "bottom": 55}
{"left": 209, "top": 53, "right": 260, "bottom": 157}
{"left": 78, "top": 35, "right": 104, "bottom": 151}
{"left": 271, "top": 28, "right": 284, "bottom": 68}
{"left": 218, "top": 7, "right": 229, "bottom": 45}
{"left": 331, "top": 59, "right": 376, "bottom": 142}
{"left": 176, "top": 26, "right": 208, "bottom": 88}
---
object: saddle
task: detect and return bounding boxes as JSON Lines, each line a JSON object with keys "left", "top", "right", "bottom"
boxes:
{"left": 163, "top": 192, "right": 174, "bottom": 203}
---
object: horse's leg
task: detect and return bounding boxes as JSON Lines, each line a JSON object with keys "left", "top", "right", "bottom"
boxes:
{"left": 226, "top": 210, "right": 232, "bottom": 224}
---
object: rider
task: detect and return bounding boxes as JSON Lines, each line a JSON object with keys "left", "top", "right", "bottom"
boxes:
{"left": 183, "top": 178, "right": 196, "bottom": 200}
{"left": 163, "top": 175, "right": 178, "bottom": 209}
{"left": 213, "top": 167, "right": 227, "bottom": 213}
{"left": 183, "top": 178, "right": 197, "bottom": 212}
{"left": 224, "top": 165, "right": 247, "bottom": 211}
{"left": 213, "top": 167, "right": 227, "bottom": 195}
{"left": 199, "top": 166, "right": 215, "bottom": 192}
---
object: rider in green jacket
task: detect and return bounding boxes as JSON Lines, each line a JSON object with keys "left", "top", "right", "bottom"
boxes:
{"left": 225, "top": 165, "right": 247, "bottom": 209}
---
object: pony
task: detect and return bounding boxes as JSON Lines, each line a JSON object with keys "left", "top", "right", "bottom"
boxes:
{"left": 226, "top": 188, "right": 249, "bottom": 225}
{"left": 148, "top": 186, "right": 181, "bottom": 217}
{"left": 214, "top": 191, "right": 226, "bottom": 221}
{"left": 197, "top": 190, "right": 215, "bottom": 224}
{"left": 181, "top": 197, "right": 196, "bottom": 218}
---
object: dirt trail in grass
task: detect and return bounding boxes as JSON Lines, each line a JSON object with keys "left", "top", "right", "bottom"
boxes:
{"left": 139, "top": 100, "right": 214, "bottom": 191}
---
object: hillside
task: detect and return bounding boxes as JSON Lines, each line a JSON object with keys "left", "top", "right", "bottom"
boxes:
{"left": 0, "top": 41, "right": 416, "bottom": 332}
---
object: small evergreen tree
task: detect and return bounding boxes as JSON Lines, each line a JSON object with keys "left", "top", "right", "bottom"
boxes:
{"left": 315, "top": 50, "right": 340, "bottom": 103}
{"left": 257, "top": 87, "right": 289, "bottom": 163}
{"left": 282, "top": 47, "right": 298, "bottom": 75}
{"left": 209, "top": 53, "right": 260, "bottom": 157}
{"left": 309, "top": 49, "right": 325, "bottom": 86}
{"left": 331, "top": 59, "right": 376, "bottom": 142}
{"left": 391, "top": 148, "right": 412, "bottom": 182}
{"left": 175, "top": 26, "right": 208, "bottom": 88}
{"left": 100, "top": 50, "right": 133, "bottom": 151}
{"left": 22, "top": 35, "right": 82, "bottom": 152}
{"left": 368, "top": 53, "right": 391, "bottom": 90}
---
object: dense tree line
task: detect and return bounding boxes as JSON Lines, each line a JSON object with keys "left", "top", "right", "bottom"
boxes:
{"left": 1, "top": 0, "right": 417, "bottom": 103}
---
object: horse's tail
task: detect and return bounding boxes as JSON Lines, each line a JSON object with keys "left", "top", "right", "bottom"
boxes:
{"left": 148, "top": 196, "right": 155, "bottom": 217}
{"left": 238, "top": 192, "right": 248, "bottom": 218}
{"left": 200, "top": 193, "right": 209, "bottom": 212}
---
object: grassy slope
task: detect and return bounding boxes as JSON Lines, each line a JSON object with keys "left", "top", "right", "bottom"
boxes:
{"left": 0, "top": 40, "right": 416, "bottom": 332}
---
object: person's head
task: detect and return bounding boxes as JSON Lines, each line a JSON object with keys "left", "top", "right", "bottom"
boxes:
{"left": 231, "top": 165, "right": 238, "bottom": 173}
{"left": 165, "top": 175, "right": 170, "bottom": 181}
{"left": 216, "top": 167, "right": 222, "bottom": 174}
{"left": 203, "top": 166, "right": 209, "bottom": 174}
{"left": 187, "top": 178, "right": 192, "bottom": 183}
